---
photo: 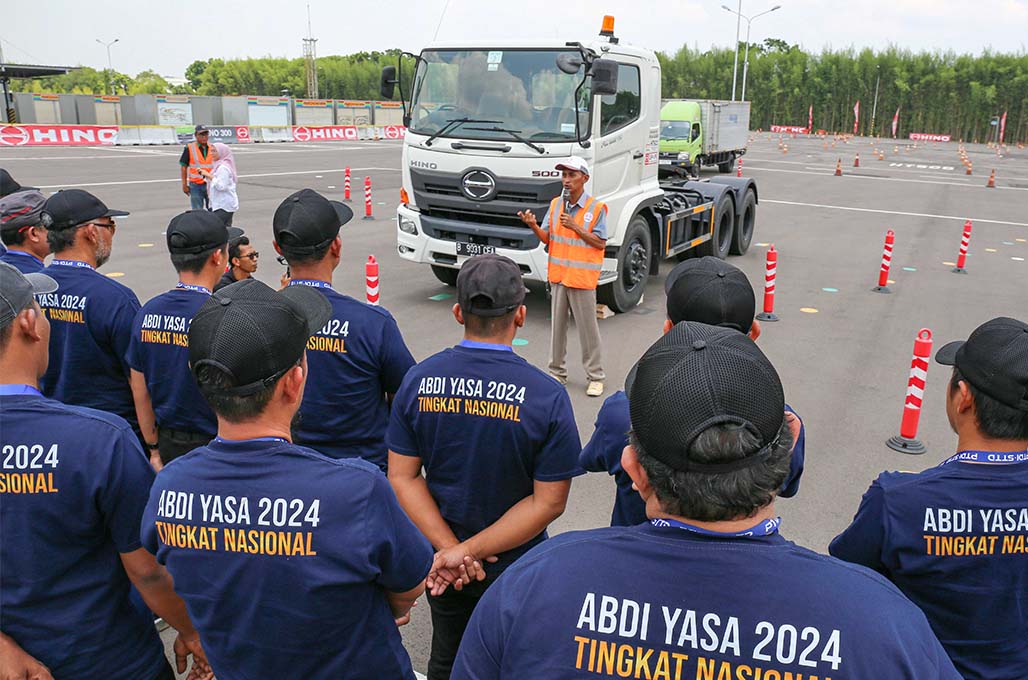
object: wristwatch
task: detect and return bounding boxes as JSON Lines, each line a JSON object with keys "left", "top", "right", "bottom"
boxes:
{"left": 145, "top": 441, "right": 159, "bottom": 451}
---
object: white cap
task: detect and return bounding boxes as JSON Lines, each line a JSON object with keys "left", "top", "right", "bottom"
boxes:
{"left": 555, "top": 156, "right": 590, "bottom": 176}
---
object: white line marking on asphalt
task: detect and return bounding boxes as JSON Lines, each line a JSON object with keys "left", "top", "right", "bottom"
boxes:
{"left": 35, "top": 167, "right": 401, "bottom": 189}
{"left": 761, "top": 198, "right": 1028, "bottom": 228}
{"left": 747, "top": 165, "right": 1028, "bottom": 191}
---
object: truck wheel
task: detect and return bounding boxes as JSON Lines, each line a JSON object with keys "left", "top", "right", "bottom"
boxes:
{"left": 730, "top": 189, "right": 756, "bottom": 255}
{"left": 431, "top": 265, "right": 459, "bottom": 287}
{"left": 598, "top": 216, "right": 651, "bottom": 313}
{"left": 717, "top": 154, "right": 734, "bottom": 173}
{"left": 696, "top": 194, "right": 735, "bottom": 260}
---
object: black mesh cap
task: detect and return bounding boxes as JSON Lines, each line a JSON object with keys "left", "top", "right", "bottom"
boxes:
{"left": 626, "top": 322, "right": 785, "bottom": 473}
{"left": 935, "top": 317, "right": 1028, "bottom": 412}
{"left": 273, "top": 189, "right": 354, "bottom": 257}
{"left": 188, "top": 279, "right": 332, "bottom": 397}
{"left": 665, "top": 257, "right": 755, "bottom": 332}
{"left": 456, "top": 254, "right": 527, "bottom": 317}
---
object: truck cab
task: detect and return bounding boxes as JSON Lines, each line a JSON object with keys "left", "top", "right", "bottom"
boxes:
{"left": 659, "top": 100, "right": 703, "bottom": 173}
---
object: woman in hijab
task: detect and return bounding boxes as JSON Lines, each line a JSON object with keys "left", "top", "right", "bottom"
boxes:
{"left": 199, "top": 141, "right": 238, "bottom": 225}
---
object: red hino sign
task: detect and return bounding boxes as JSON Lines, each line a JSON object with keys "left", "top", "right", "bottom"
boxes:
{"left": 292, "top": 126, "right": 359, "bottom": 142}
{"left": 770, "top": 125, "right": 809, "bottom": 134}
{"left": 908, "top": 133, "right": 952, "bottom": 143}
{"left": 0, "top": 125, "right": 119, "bottom": 146}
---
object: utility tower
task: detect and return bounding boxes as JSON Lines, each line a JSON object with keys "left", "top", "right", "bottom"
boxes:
{"left": 302, "top": 5, "right": 319, "bottom": 99}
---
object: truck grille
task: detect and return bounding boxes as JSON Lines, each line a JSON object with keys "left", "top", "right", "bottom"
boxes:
{"left": 411, "top": 168, "right": 560, "bottom": 232}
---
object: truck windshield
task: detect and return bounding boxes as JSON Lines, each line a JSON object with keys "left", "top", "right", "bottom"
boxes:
{"left": 660, "top": 121, "right": 692, "bottom": 140}
{"left": 409, "top": 49, "right": 591, "bottom": 141}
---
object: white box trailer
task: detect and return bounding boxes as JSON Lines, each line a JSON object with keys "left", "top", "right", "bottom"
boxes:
{"left": 660, "top": 99, "right": 750, "bottom": 174}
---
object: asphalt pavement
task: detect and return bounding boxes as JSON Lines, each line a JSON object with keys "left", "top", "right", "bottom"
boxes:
{"left": 3, "top": 134, "right": 1026, "bottom": 675}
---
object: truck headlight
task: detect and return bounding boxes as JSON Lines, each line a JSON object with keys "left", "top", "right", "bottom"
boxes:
{"left": 398, "top": 216, "right": 418, "bottom": 235}
{"left": 677, "top": 152, "right": 690, "bottom": 161}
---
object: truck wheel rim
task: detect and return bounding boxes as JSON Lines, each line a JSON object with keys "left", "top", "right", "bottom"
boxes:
{"left": 625, "top": 241, "right": 647, "bottom": 289}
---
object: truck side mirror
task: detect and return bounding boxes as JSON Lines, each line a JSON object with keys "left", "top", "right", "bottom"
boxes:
{"left": 590, "top": 59, "right": 619, "bottom": 97}
{"left": 380, "top": 66, "right": 397, "bottom": 100}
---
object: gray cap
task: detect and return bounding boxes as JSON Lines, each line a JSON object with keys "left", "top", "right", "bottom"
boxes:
{"left": 0, "top": 262, "right": 58, "bottom": 330}
{"left": 0, "top": 190, "right": 47, "bottom": 233}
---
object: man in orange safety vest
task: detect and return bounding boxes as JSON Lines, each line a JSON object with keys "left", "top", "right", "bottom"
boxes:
{"left": 179, "top": 125, "right": 213, "bottom": 211}
{"left": 518, "top": 157, "right": 607, "bottom": 397}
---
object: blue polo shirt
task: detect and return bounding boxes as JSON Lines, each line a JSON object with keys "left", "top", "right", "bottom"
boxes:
{"left": 142, "top": 437, "right": 433, "bottom": 679}
{"left": 387, "top": 340, "right": 583, "bottom": 572}
{"left": 453, "top": 522, "right": 960, "bottom": 679}
{"left": 580, "top": 392, "right": 806, "bottom": 526}
{"left": 0, "top": 249, "right": 45, "bottom": 273}
{"left": 125, "top": 286, "right": 217, "bottom": 435}
{"left": 38, "top": 259, "right": 141, "bottom": 430}
{"left": 288, "top": 280, "right": 416, "bottom": 469}
{"left": 830, "top": 452, "right": 1028, "bottom": 680}
{"left": 0, "top": 385, "right": 166, "bottom": 680}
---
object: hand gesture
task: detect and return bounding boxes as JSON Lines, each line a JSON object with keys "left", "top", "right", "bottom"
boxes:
{"left": 559, "top": 213, "right": 579, "bottom": 233}
{"left": 426, "top": 545, "right": 498, "bottom": 596}
{"left": 517, "top": 210, "right": 538, "bottom": 228}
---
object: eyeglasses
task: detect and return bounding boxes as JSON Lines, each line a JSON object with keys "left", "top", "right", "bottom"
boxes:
{"left": 242, "top": 252, "right": 260, "bottom": 260}
{"left": 88, "top": 220, "right": 116, "bottom": 232}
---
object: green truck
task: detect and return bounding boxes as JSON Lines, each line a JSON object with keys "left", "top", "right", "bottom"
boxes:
{"left": 659, "top": 100, "right": 751, "bottom": 176}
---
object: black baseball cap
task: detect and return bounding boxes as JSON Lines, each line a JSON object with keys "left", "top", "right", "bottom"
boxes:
{"left": 273, "top": 189, "right": 353, "bottom": 256}
{"left": 627, "top": 322, "right": 785, "bottom": 473}
{"left": 41, "top": 189, "right": 129, "bottom": 231}
{"left": 194, "top": 125, "right": 210, "bottom": 134}
{"left": 189, "top": 278, "right": 332, "bottom": 397}
{"left": 665, "top": 257, "right": 755, "bottom": 332}
{"left": 167, "top": 210, "right": 243, "bottom": 255}
{"left": 0, "top": 169, "right": 37, "bottom": 198}
{"left": 0, "top": 262, "right": 58, "bottom": 330}
{"left": 456, "top": 254, "right": 527, "bottom": 317}
{"left": 935, "top": 317, "right": 1028, "bottom": 412}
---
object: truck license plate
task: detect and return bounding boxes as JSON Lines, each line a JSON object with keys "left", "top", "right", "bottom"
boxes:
{"left": 456, "top": 242, "right": 496, "bottom": 257}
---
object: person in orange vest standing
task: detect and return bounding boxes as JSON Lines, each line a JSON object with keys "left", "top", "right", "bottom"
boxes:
{"left": 518, "top": 157, "right": 607, "bottom": 397}
{"left": 179, "top": 125, "right": 213, "bottom": 211}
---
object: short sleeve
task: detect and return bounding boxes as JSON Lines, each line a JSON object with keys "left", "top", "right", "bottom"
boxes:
{"left": 125, "top": 309, "right": 145, "bottom": 372}
{"left": 378, "top": 315, "right": 416, "bottom": 394}
{"left": 591, "top": 205, "right": 608, "bottom": 240}
{"left": 779, "top": 405, "right": 805, "bottom": 498}
{"left": 179, "top": 147, "right": 190, "bottom": 166}
{"left": 365, "top": 473, "right": 433, "bottom": 592}
{"left": 110, "top": 292, "right": 142, "bottom": 374}
{"left": 98, "top": 425, "right": 157, "bottom": 553}
{"left": 533, "top": 390, "right": 584, "bottom": 481}
{"left": 540, "top": 206, "right": 551, "bottom": 233}
{"left": 828, "top": 478, "right": 888, "bottom": 573}
{"left": 579, "top": 392, "right": 629, "bottom": 474}
{"left": 451, "top": 574, "right": 507, "bottom": 679}
{"left": 386, "top": 374, "right": 420, "bottom": 457}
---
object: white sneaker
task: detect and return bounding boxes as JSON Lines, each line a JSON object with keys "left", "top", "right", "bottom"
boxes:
{"left": 586, "top": 381, "right": 604, "bottom": 397}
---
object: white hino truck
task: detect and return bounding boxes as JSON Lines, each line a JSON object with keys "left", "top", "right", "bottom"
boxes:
{"left": 381, "top": 16, "right": 759, "bottom": 312}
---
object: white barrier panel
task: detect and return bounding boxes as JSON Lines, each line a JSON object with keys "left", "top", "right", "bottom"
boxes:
{"left": 115, "top": 127, "right": 143, "bottom": 145}
{"left": 255, "top": 126, "right": 294, "bottom": 143}
{"left": 136, "top": 127, "right": 178, "bottom": 145}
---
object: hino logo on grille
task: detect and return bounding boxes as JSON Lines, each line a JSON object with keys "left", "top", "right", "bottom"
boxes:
{"left": 461, "top": 169, "right": 497, "bottom": 201}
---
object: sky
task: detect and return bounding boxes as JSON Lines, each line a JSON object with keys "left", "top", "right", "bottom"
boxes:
{"left": 3, "top": 0, "right": 1026, "bottom": 78}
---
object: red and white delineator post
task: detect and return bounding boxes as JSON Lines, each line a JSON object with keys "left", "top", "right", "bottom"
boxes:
{"left": 365, "top": 255, "right": 380, "bottom": 305}
{"left": 872, "top": 229, "right": 895, "bottom": 293}
{"left": 952, "top": 220, "right": 973, "bottom": 274}
{"left": 886, "top": 328, "right": 933, "bottom": 454}
{"left": 755, "top": 245, "right": 779, "bottom": 322}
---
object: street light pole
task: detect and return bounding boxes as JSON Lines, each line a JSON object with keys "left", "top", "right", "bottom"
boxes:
{"left": 723, "top": 5, "right": 782, "bottom": 102}
{"left": 730, "top": 0, "right": 742, "bottom": 101}
{"left": 870, "top": 64, "right": 881, "bottom": 137}
{"left": 96, "top": 38, "right": 119, "bottom": 96}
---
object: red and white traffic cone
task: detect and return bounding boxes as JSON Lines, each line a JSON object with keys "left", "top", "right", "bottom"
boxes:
{"left": 872, "top": 229, "right": 895, "bottom": 293}
{"left": 365, "top": 255, "right": 380, "bottom": 305}
{"left": 952, "top": 220, "right": 973, "bottom": 274}
{"left": 886, "top": 328, "right": 933, "bottom": 454}
{"left": 737, "top": 158, "right": 743, "bottom": 177}
{"left": 854, "top": 153, "right": 860, "bottom": 167}
{"left": 986, "top": 169, "right": 996, "bottom": 188}
{"left": 755, "top": 245, "right": 779, "bottom": 322}
{"left": 344, "top": 167, "right": 351, "bottom": 202}
{"left": 363, "top": 176, "right": 373, "bottom": 220}
{"left": 834, "top": 158, "right": 843, "bottom": 176}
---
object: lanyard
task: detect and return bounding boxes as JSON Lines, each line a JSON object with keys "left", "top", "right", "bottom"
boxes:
{"left": 176, "top": 283, "right": 212, "bottom": 294}
{"left": 0, "top": 384, "right": 43, "bottom": 397}
{"left": 288, "top": 279, "right": 333, "bottom": 290}
{"left": 459, "top": 339, "right": 514, "bottom": 352}
{"left": 214, "top": 436, "right": 290, "bottom": 445}
{"left": 50, "top": 259, "right": 93, "bottom": 270}
{"left": 650, "top": 516, "right": 781, "bottom": 538}
{"left": 941, "top": 450, "right": 1028, "bottom": 466}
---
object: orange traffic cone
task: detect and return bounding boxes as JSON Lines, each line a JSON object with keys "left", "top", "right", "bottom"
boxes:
{"left": 966, "top": 163, "right": 972, "bottom": 176}
{"left": 854, "top": 154, "right": 860, "bottom": 167}
{"left": 834, "top": 159, "right": 843, "bottom": 176}
{"left": 878, "top": 150, "right": 885, "bottom": 161}
{"left": 986, "top": 169, "right": 996, "bottom": 188}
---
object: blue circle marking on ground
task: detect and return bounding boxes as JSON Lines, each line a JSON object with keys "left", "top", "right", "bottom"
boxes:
{"left": 902, "top": 267, "right": 917, "bottom": 272}
{"left": 822, "top": 287, "right": 838, "bottom": 293}
{"left": 428, "top": 293, "right": 453, "bottom": 301}
{"left": 512, "top": 338, "right": 529, "bottom": 346}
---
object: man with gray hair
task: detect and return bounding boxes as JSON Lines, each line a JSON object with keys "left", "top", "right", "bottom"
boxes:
{"left": 0, "top": 190, "right": 49, "bottom": 273}
{"left": 453, "top": 322, "right": 960, "bottom": 679}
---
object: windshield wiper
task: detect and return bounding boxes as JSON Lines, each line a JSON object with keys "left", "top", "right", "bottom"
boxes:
{"left": 464, "top": 126, "right": 545, "bottom": 154}
{"left": 424, "top": 118, "right": 500, "bottom": 147}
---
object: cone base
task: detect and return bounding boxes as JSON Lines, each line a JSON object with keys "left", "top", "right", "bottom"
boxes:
{"left": 755, "top": 312, "right": 779, "bottom": 322}
{"left": 951, "top": 267, "right": 968, "bottom": 274}
{"left": 871, "top": 285, "right": 892, "bottom": 294}
{"left": 363, "top": 216, "right": 375, "bottom": 220}
{"left": 887, "top": 435, "right": 926, "bottom": 455}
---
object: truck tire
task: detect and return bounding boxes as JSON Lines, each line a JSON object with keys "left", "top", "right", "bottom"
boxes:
{"left": 431, "top": 265, "right": 459, "bottom": 287}
{"left": 717, "top": 154, "right": 734, "bottom": 173}
{"left": 730, "top": 189, "right": 756, "bottom": 255}
{"left": 696, "top": 194, "right": 735, "bottom": 260}
{"left": 598, "top": 215, "right": 650, "bottom": 313}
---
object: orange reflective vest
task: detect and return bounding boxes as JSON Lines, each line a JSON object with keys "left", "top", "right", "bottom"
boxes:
{"left": 546, "top": 195, "right": 607, "bottom": 289}
{"left": 187, "top": 143, "right": 213, "bottom": 184}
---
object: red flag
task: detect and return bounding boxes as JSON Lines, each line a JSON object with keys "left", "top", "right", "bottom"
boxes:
{"left": 892, "top": 107, "right": 900, "bottom": 138}
{"left": 808, "top": 105, "right": 813, "bottom": 134}
{"left": 853, "top": 100, "right": 860, "bottom": 135}
{"left": 1000, "top": 111, "right": 1007, "bottom": 144}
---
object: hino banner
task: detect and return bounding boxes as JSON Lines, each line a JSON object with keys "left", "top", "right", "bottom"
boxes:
{"left": 0, "top": 124, "right": 119, "bottom": 147}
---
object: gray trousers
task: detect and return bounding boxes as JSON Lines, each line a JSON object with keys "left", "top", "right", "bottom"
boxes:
{"left": 549, "top": 283, "right": 605, "bottom": 382}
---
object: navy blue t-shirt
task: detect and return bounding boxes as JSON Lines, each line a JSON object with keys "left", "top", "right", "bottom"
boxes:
{"left": 0, "top": 249, "right": 45, "bottom": 273}
{"left": 830, "top": 454, "right": 1028, "bottom": 680}
{"left": 141, "top": 437, "right": 433, "bottom": 680}
{"left": 38, "top": 260, "right": 141, "bottom": 429}
{"left": 0, "top": 386, "right": 165, "bottom": 680}
{"left": 126, "top": 287, "right": 217, "bottom": 435}
{"left": 289, "top": 280, "right": 415, "bottom": 469}
{"left": 580, "top": 392, "right": 806, "bottom": 527}
{"left": 453, "top": 522, "right": 960, "bottom": 679}
{"left": 388, "top": 341, "right": 584, "bottom": 572}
